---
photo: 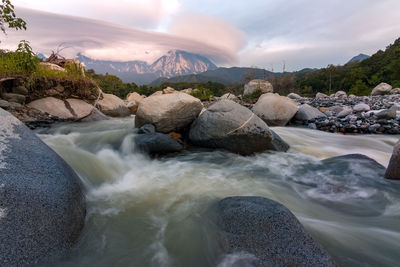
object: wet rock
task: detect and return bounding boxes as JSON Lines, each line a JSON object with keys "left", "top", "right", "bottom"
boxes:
{"left": 138, "top": 124, "right": 156, "bottom": 134}
{"left": 79, "top": 108, "right": 109, "bottom": 122}
{"left": 253, "top": 93, "right": 298, "bottom": 126}
{"left": 135, "top": 92, "right": 203, "bottom": 133}
{"left": 0, "top": 108, "right": 85, "bottom": 266}
{"left": 243, "top": 79, "right": 273, "bottom": 96}
{"left": 134, "top": 132, "right": 184, "bottom": 154}
{"left": 321, "top": 154, "right": 386, "bottom": 175}
{"left": 267, "top": 130, "right": 290, "bottom": 152}
{"left": 189, "top": 100, "right": 278, "bottom": 155}
{"left": 371, "top": 82, "right": 392, "bottom": 96}
{"left": 215, "top": 196, "right": 335, "bottom": 267}
{"left": 97, "top": 93, "right": 130, "bottom": 117}
{"left": 385, "top": 140, "right": 400, "bottom": 180}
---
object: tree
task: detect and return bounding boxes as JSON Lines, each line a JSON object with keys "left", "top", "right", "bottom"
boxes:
{"left": 1, "top": 0, "right": 26, "bottom": 35}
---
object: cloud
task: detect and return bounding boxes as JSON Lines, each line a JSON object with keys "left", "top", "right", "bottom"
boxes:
{"left": 168, "top": 14, "right": 247, "bottom": 63}
{"left": 1, "top": 7, "right": 241, "bottom": 64}
{"left": 13, "top": 0, "right": 181, "bottom": 29}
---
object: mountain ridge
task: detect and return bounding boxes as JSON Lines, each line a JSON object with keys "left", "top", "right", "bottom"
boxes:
{"left": 76, "top": 50, "right": 217, "bottom": 85}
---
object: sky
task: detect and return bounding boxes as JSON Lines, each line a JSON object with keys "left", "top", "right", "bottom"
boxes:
{"left": 2, "top": 0, "right": 400, "bottom": 71}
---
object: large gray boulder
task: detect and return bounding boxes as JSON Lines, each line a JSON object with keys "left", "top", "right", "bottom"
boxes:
{"left": 0, "top": 108, "right": 85, "bottom": 266}
{"left": 385, "top": 140, "right": 400, "bottom": 180}
{"left": 135, "top": 92, "right": 203, "bottom": 133}
{"left": 371, "top": 82, "right": 392, "bottom": 96}
{"left": 243, "top": 79, "right": 273, "bottom": 97}
{"left": 134, "top": 133, "right": 184, "bottom": 155}
{"left": 97, "top": 93, "right": 130, "bottom": 117}
{"left": 189, "top": 100, "right": 286, "bottom": 155}
{"left": 28, "top": 97, "right": 96, "bottom": 120}
{"left": 253, "top": 93, "right": 298, "bottom": 126}
{"left": 215, "top": 196, "right": 335, "bottom": 267}
{"left": 295, "top": 104, "right": 327, "bottom": 121}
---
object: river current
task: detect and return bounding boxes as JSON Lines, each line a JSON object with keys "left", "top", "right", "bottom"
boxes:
{"left": 37, "top": 118, "right": 400, "bottom": 267}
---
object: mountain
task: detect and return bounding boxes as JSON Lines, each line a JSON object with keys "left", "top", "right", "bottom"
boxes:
{"left": 348, "top": 53, "right": 370, "bottom": 63}
{"left": 149, "top": 67, "right": 318, "bottom": 86}
{"left": 76, "top": 50, "right": 217, "bottom": 85}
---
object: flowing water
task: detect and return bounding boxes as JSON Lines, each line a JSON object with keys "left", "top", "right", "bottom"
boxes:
{"left": 37, "top": 118, "right": 400, "bottom": 267}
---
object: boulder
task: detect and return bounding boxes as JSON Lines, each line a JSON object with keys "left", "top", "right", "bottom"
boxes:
{"left": 253, "top": 93, "right": 298, "bottom": 126}
{"left": 189, "top": 100, "right": 282, "bottom": 155}
{"left": 163, "top": 87, "right": 176, "bottom": 94}
{"left": 385, "top": 140, "right": 400, "bottom": 180}
{"left": 28, "top": 97, "right": 95, "bottom": 120}
{"left": 295, "top": 104, "right": 326, "bottom": 121}
{"left": 1, "top": 93, "right": 26, "bottom": 104}
{"left": 316, "top": 92, "right": 328, "bottom": 99}
{"left": 39, "top": 62, "right": 66, "bottom": 72}
{"left": 215, "top": 196, "right": 335, "bottom": 267}
{"left": 134, "top": 133, "right": 184, "bottom": 154}
{"left": 220, "top": 93, "right": 238, "bottom": 101}
{"left": 321, "top": 154, "right": 385, "bottom": 174}
{"left": 243, "top": 79, "right": 273, "bottom": 96}
{"left": 0, "top": 108, "right": 85, "bottom": 266}
{"left": 126, "top": 92, "right": 144, "bottom": 103}
{"left": 97, "top": 93, "right": 130, "bottom": 117}
{"left": 268, "top": 130, "right": 290, "bottom": 152}
{"left": 334, "top": 90, "right": 347, "bottom": 99}
{"left": 353, "top": 103, "right": 370, "bottom": 112}
{"left": 135, "top": 92, "right": 203, "bottom": 133}
{"left": 371, "top": 82, "right": 392, "bottom": 96}
{"left": 287, "top": 93, "right": 301, "bottom": 99}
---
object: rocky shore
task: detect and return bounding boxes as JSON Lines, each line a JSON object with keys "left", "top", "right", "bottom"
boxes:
{"left": 290, "top": 93, "right": 400, "bottom": 134}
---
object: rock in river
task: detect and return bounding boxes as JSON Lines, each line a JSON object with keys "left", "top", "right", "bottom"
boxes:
{"left": 0, "top": 108, "right": 85, "bottom": 266}
{"left": 295, "top": 104, "right": 326, "bottom": 121}
{"left": 253, "top": 93, "right": 298, "bottom": 126}
{"left": 135, "top": 92, "right": 203, "bottom": 133}
{"left": 385, "top": 140, "right": 400, "bottom": 180}
{"left": 215, "top": 196, "right": 335, "bottom": 267}
{"left": 189, "top": 100, "right": 287, "bottom": 155}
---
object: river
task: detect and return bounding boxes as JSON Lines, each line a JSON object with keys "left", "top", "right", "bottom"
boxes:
{"left": 37, "top": 118, "right": 400, "bottom": 267}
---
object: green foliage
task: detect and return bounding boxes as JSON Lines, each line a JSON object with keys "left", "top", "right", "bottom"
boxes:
{"left": 1, "top": 0, "right": 26, "bottom": 34}
{"left": 243, "top": 90, "right": 263, "bottom": 102}
{"left": 190, "top": 87, "right": 213, "bottom": 101}
{"left": 0, "top": 41, "right": 40, "bottom": 74}
{"left": 295, "top": 37, "right": 400, "bottom": 96}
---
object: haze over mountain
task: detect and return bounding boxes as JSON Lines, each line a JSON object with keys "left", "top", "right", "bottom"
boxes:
{"left": 77, "top": 50, "right": 217, "bottom": 84}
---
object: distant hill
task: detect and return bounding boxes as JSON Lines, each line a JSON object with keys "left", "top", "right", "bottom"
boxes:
{"left": 77, "top": 50, "right": 217, "bottom": 85}
{"left": 296, "top": 37, "right": 400, "bottom": 95}
{"left": 150, "top": 67, "right": 282, "bottom": 86}
{"left": 348, "top": 53, "right": 370, "bottom": 63}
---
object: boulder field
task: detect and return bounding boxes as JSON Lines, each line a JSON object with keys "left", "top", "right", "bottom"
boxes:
{"left": 0, "top": 108, "right": 86, "bottom": 266}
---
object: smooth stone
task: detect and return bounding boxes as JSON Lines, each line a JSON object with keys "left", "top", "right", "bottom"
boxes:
{"left": 385, "top": 140, "right": 400, "bottom": 180}
{"left": 0, "top": 108, "right": 85, "bottom": 266}
{"left": 295, "top": 104, "right": 327, "bottom": 121}
{"left": 189, "top": 100, "right": 276, "bottom": 155}
{"left": 253, "top": 93, "right": 298, "bottom": 126}
{"left": 134, "top": 133, "right": 184, "bottom": 154}
{"left": 215, "top": 196, "right": 335, "bottom": 267}
{"left": 337, "top": 108, "right": 352, "bottom": 118}
{"left": 371, "top": 82, "right": 392, "bottom": 96}
{"left": 353, "top": 103, "right": 370, "bottom": 112}
{"left": 287, "top": 92, "right": 302, "bottom": 99}
{"left": 97, "top": 93, "right": 130, "bottom": 117}
{"left": 1, "top": 93, "right": 26, "bottom": 104}
{"left": 126, "top": 92, "right": 144, "bottom": 103}
{"left": 138, "top": 124, "right": 156, "bottom": 134}
{"left": 376, "top": 109, "right": 396, "bottom": 120}
{"left": 243, "top": 79, "right": 273, "bottom": 96}
{"left": 0, "top": 99, "right": 10, "bottom": 109}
